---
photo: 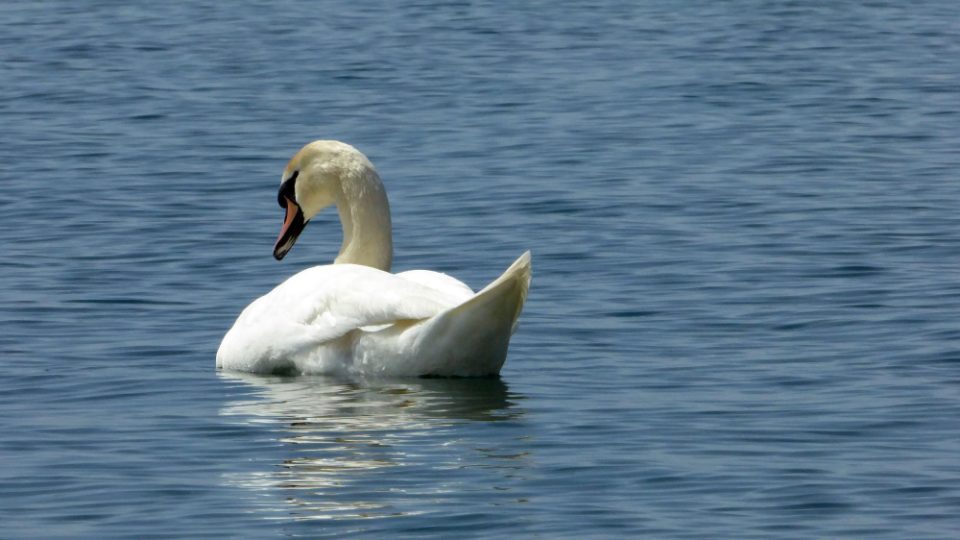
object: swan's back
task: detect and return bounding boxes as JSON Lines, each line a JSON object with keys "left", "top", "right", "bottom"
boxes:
{"left": 217, "top": 253, "right": 531, "bottom": 377}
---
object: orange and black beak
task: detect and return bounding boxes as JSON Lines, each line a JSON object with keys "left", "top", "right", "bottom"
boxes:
{"left": 273, "top": 174, "right": 306, "bottom": 260}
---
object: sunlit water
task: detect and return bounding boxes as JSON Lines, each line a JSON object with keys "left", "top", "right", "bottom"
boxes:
{"left": 2, "top": 1, "right": 959, "bottom": 538}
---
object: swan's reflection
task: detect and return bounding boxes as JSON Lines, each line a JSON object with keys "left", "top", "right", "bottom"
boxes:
{"left": 219, "top": 373, "right": 530, "bottom": 522}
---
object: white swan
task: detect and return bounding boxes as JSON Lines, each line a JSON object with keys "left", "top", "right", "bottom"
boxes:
{"left": 216, "top": 140, "right": 531, "bottom": 377}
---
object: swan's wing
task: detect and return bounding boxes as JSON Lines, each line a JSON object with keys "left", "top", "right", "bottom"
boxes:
{"left": 356, "top": 251, "right": 531, "bottom": 377}
{"left": 395, "top": 269, "right": 474, "bottom": 301}
{"left": 218, "top": 264, "right": 474, "bottom": 372}
{"left": 237, "top": 264, "right": 466, "bottom": 338}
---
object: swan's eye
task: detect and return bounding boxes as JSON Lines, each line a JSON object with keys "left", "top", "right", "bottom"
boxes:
{"left": 278, "top": 170, "right": 299, "bottom": 208}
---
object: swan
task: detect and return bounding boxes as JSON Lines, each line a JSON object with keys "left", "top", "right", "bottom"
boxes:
{"left": 216, "top": 140, "right": 531, "bottom": 377}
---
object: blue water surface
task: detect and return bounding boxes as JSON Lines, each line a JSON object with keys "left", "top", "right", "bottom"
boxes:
{"left": 2, "top": 1, "right": 959, "bottom": 538}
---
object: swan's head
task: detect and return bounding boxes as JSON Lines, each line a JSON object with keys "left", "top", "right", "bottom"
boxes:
{"left": 273, "top": 140, "right": 379, "bottom": 260}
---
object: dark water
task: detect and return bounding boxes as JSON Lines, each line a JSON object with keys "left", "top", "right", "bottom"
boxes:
{"left": 2, "top": 1, "right": 959, "bottom": 538}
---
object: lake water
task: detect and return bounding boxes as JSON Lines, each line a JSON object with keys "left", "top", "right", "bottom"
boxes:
{"left": 2, "top": 1, "right": 959, "bottom": 538}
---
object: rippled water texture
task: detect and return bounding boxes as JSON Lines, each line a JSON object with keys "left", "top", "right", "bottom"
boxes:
{"left": 2, "top": 1, "right": 959, "bottom": 538}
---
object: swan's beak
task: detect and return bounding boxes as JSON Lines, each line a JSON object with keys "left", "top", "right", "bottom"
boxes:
{"left": 273, "top": 198, "right": 306, "bottom": 260}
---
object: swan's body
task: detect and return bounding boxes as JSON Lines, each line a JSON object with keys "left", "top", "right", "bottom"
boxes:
{"left": 216, "top": 141, "right": 531, "bottom": 377}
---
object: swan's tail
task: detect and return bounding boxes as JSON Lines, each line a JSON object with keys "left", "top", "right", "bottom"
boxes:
{"left": 415, "top": 251, "right": 532, "bottom": 376}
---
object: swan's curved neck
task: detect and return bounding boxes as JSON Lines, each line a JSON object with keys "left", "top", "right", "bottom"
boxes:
{"left": 333, "top": 170, "right": 393, "bottom": 271}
